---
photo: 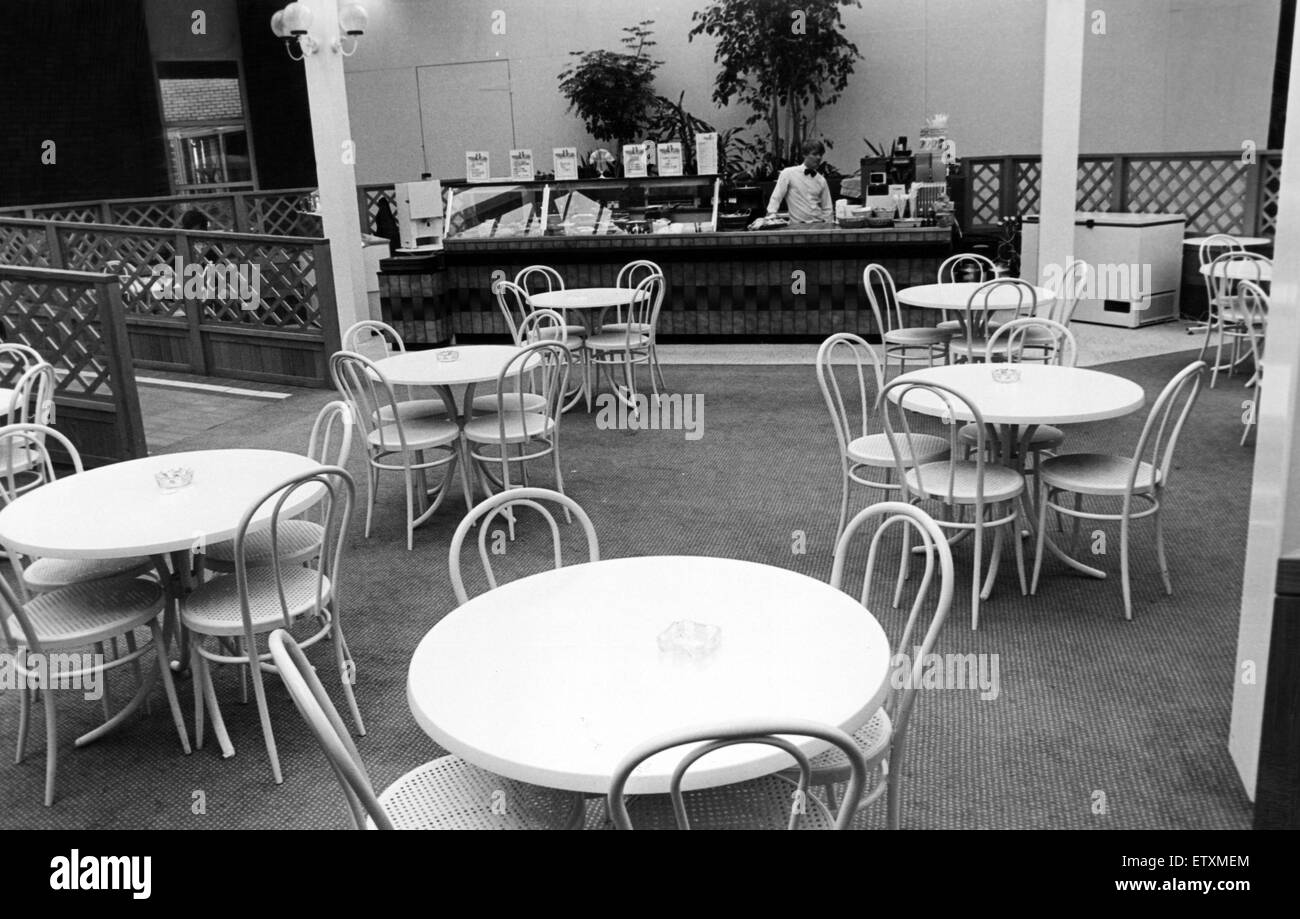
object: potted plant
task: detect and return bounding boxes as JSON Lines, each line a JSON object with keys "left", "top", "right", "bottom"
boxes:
{"left": 558, "top": 21, "right": 663, "bottom": 167}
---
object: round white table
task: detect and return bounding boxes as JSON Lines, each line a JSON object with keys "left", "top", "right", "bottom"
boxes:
{"left": 528, "top": 288, "right": 643, "bottom": 313}
{"left": 407, "top": 556, "right": 891, "bottom": 795}
{"left": 890, "top": 363, "right": 1146, "bottom": 580}
{"left": 1183, "top": 236, "right": 1270, "bottom": 248}
{"left": 1199, "top": 261, "right": 1272, "bottom": 282}
{"left": 374, "top": 345, "right": 531, "bottom": 514}
{"left": 897, "top": 282, "right": 1056, "bottom": 313}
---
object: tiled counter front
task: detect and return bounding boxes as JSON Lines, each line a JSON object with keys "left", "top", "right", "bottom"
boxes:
{"left": 381, "top": 227, "right": 951, "bottom": 344}
{"left": 378, "top": 250, "right": 451, "bottom": 345}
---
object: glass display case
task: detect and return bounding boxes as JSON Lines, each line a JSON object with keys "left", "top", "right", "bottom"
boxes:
{"left": 444, "top": 176, "right": 718, "bottom": 239}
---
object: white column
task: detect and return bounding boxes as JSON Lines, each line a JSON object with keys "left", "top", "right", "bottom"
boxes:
{"left": 300, "top": 0, "right": 366, "bottom": 335}
{"left": 1036, "top": 0, "right": 1086, "bottom": 283}
{"left": 1230, "top": 19, "right": 1300, "bottom": 802}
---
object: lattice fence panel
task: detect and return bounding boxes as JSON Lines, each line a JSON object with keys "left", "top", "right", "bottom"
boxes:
{"left": 31, "top": 206, "right": 100, "bottom": 223}
{"left": 1259, "top": 154, "right": 1282, "bottom": 237}
{"left": 1077, "top": 159, "right": 1114, "bottom": 211}
{"left": 248, "top": 194, "right": 320, "bottom": 237}
{"left": 363, "top": 186, "right": 397, "bottom": 234}
{"left": 0, "top": 277, "right": 115, "bottom": 400}
{"left": 1125, "top": 157, "right": 1246, "bottom": 234}
{"left": 0, "top": 223, "right": 53, "bottom": 267}
{"left": 109, "top": 202, "right": 179, "bottom": 229}
{"left": 969, "top": 161, "right": 1002, "bottom": 226}
{"left": 192, "top": 237, "right": 322, "bottom": 331}
{"left": 1015, "top": 161, "right": 1041, "bottom": 215}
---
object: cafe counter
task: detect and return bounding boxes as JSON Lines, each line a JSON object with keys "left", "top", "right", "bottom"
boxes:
{"left": 379, "top": 224, "right": 952, "bottom": 345}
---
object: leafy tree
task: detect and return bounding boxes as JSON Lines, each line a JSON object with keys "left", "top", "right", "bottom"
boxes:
{"left": 689, "top": 0, "right": 862, "bottom": 175}
{"left": 558, "top": 21, "right": 663, "bottom": 151}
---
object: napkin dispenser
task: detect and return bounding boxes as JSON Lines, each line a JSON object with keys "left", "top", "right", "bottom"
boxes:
{"left": 396, "top": 179, "right": 444, "bottom": 250}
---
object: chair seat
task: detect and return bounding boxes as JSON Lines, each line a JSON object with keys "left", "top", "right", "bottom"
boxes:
{"left": 1039, "top": 453, "right": 1160, "bottom": 497}
{"left": 607, "top": 773, "right": 838, "bottom": 830}
{"left": 904, "top": 460, "right": 1025, "bottom": 503}
{"left": 586, "top": 331, "right": 650, "bottom": 352}
{"left": 527, "top": 333, "right": 584, "bottom": 352}
{"left": 373, "top": 756, "right": 580, "bottom": 829}
{"left": 22, "top": 555, "right": 154, "bottom": 593}
{"left": 848, "top": 433, "right": 949, "bottom": 468}
{"left": 533, "top": 324, "right": 587, "bottom": 342}
{"left": 463, "top": 411, "right": 554, "bottom": 445}
{"left": 367, "top": 416, "right": 459, "bottom": 452}
{"left": 794, "top": 708, "right": 893, "bottom": 787}
{"left": 377, "top": 398, "right": 447, "bottom": 422}
{"left": 935, "top": 319, "right": 964, "bottom": 333}
{"left": 947, "top": 339, "right": 994, "bottom": 361}
{"left": 181, "top": 566, "right": 332, "bottom": 637}
{"left": 6, "top": 577, "right": 164, "bottom": 651}
{"left": 884, "top": 328, "right": 950, "bottom": 346}
{"left": 958, "top": 422, "right": 1065, "bottom": 451}
{"left": 204, "top": 520, "right": 324, "bottom": 570}
{"left": 471, "top": 392, "right": 547, "bottom": 414}
{"left": 601, "top": 321, "right": 651, "bottom": 335}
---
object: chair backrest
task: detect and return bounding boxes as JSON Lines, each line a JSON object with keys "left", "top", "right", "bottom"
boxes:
{"left": 607, "top": 719, "right": 868, "bottom": 830}
{"left": 269, "top": 629, "right": 392, "bottom": 830}
{"left": 986, "top": 317, "right": 1078, "bottom": 367}
{"left": 1129, "top": 361, "right": 1206, "bottom": 495}
{"left": 0, "top": 422, "right": 81, "bottom": 505}
{"left": 307, "top": 400, "right": 354, "bottom": 468}
{"left": 8, "top": 363, "right": 55, "bottom": 427}
{"left": 1197, "top": 233, "right": 1245, "bottom": 268}
{"left": 963, "top": 278, "right": 1037, "bottom": 351}
{"left": 448, "top": 486, "right": 599, "bottom": 604}
{"left": 329, "top": 350, "right": 411, "bottom": 454}
{"left": 621, "top": 272, "right": 665, "bottom": 346}
{"left": 830, "top": 502, "right": 954, "bottom": 751}
{"left": 862, "top": 263, "right": 904, "bottom": 336}
{"left": 616, "top": 259, "right": 663, "bottom": 289}
{"left": 494, "top": 279, "right": 532, "bottom": 344}
{"left": 1236, "top": 280, "right": 1268, "bottom": 367}
{"left": 231, "top": 466, "right": 354, "bottom": 637}
{"left": 516, "top": 308, "right": 569, "bottom": 344}
{"left": 0, "top": 343, "right": 45, "bottom": 379}
{"left": 342, "top": 320, "right": 405, "bottom": 363}
{"left": 1046, "top": 257, "right": 1089, "bottom": 326}
{"left": 514, "top": 265, "right": 565, "bottom": 295}
{"left": 937, "top": 253, "right": 995, "bottom": 284}
{"left": 816, "top": 333, "right": 886, "bottom": 461}
{"left": 1207, "top": 251, "right": 1269, "bottom": 305}
{"left": 880, "top": 378, "right": 989, "bottom": 506}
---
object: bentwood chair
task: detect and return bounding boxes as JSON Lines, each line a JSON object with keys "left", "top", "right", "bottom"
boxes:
{"left": 1201, "top": 251, "right": 1269, "bottom": 388}
{"left": 1236, "top": 281, "right": 1268, "bottom": 446}
{"left": 1031, "top": 361, "right": 1206, "bottom": 620}
{"left": 607, "top": 259, "right": 666, "bottom": 390}
{"left": 584, "top": 273, "right": 664, "bottom": 411}
{"left": 935, "top": 253, "right": 997, "bottom": 333}
{"left": 449, "top": 487, "right": 599, "bottom": 605}
{"left": 947, "top": 279, "right": 1038, "bottom": 365}
{"left": 5, "top": 363, "right": 55, "bottom": 428}
{"left": 268, "top": 630, "right": 583, "bottom": 829}
{"left": 863, "top": 263, "right": 950, "bottom": 377}
{"left": 816, "top": 333, "right": 949, "bottom": 541}
{"left": 183, "top": 467, "right": 359, "bottom": 784}
{"left": 1045, "top": 257, "right": 1089, "bottom": 328}
{"left": 0, "top": 425, "right": 153, "bottom": 599}
{"left": 331, "top": 351, "right": 461, "bottom": 549}
{"left": 0, "top": 572, "right": 190, "bottom": 806}
{"left": 1192, "top": 234, "right": 1245, "bottom": 334}
{"left": 606, "top": 719, "right": 868, "bottom": 830}
{"left": 341, "top": 320, "right": 447, "bottom": 420}
{"left": 787, "top": 502, "right": 954, "bottom": 827}
{"left": 515, "top": 265, "right": 586, "bottom": 342}
{"left": 204, "top": 401, "right": 354, "bottom": 572}
{"left": 882, "top": 378, "right": 1027, "bottom": 629}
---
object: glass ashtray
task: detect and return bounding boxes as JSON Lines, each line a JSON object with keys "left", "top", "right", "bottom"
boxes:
{"left": 657, "top": 620, "right": 722, "bottom": 660}
{"left": 435, "top": 350, "right": 460, "bottom": 362}
{"left": 991, "top": 367, "right": 1022, "bottom": 384}
{"left": 155, "top": 467, "right": 194, "bottom": 492}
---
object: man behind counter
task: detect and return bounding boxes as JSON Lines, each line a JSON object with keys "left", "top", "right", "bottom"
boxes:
{"left": 766, "top": 140, "right": 833, "bottom": 223}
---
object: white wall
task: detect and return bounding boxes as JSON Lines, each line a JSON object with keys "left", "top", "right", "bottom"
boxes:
{"left": 344, "top": 0, "right": 1279, "bottom": 183}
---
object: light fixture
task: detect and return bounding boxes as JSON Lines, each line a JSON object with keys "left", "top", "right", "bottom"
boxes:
{"left": 272, "top": 2, "right": 368, "bottom": 60}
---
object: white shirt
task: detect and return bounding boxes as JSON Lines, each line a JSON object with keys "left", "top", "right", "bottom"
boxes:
{"left": 767, "top": 165, "right": 833, "bottom": 223}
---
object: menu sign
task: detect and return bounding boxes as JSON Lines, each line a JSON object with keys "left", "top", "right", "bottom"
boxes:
{"left": 622, "top": 143, "right": 649, "bottom": 178}
{"left": 465, "top": 151, "right": 490, "bottom": 183}
{"left": 509, "top": 149, "right": 535, "bottom": 181}
{"left": 695, "top": 132, "right": 719, "bottom": 176}
{"left": 658, "top": 142, "right": 683, "bottom": 176}
{"left": 553, "top": 147, "right": 578, "bottom": 181}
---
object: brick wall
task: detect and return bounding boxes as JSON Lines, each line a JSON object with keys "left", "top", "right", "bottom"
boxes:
{"left": 159, "top": 78, "right": 244, "bottom": 122}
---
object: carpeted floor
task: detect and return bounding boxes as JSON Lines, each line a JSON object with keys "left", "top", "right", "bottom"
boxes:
{"left": 0, "top": 348, "right": 1255, "bottom": 829}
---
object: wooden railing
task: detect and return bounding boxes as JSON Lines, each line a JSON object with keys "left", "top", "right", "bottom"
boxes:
{"left": 961, "top": 149, "right": 1282, "bottom": 237}
{"left": 0, "top": 217, "right": 341, "bottom": 388}
{"left": 0, "top": 265, "right": 146, "bottom": 465}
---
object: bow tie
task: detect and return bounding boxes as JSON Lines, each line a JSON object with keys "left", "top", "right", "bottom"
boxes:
{"left": 804, "top": 168, "right": 818, "bottom": 177}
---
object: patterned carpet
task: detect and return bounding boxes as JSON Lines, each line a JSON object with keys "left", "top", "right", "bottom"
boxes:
{"left": 0, "top": 349, "right": 1254, "bottom": 829}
